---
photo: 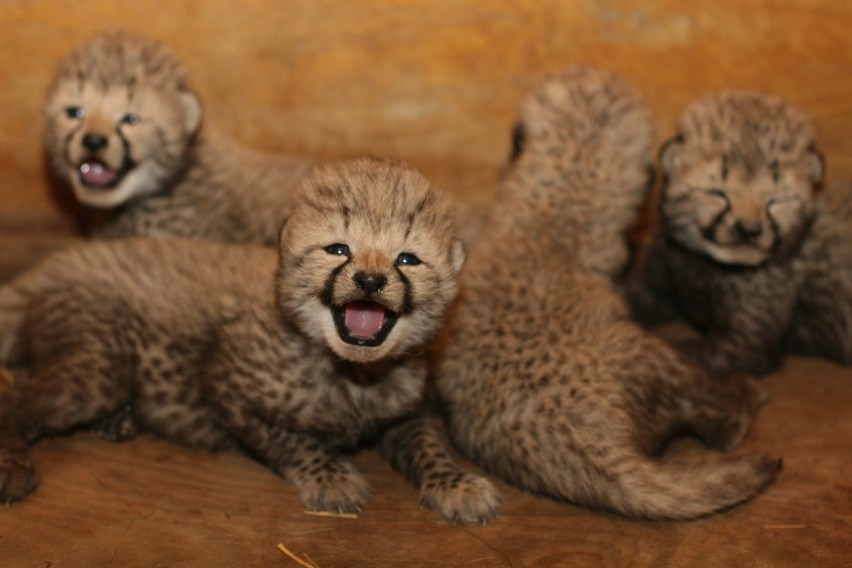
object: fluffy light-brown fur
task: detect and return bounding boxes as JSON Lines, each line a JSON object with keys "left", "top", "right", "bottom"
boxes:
{"left": 0, "top": 157, "right": 500, "bottom": 523}
{"left": 630, "top": 91, "right": 850, "bottom": 377}
{"left": 43, "top": 31, "right": 311, "bottom": 244}
{"left": 435, "top": 68, "right": 780, "bottom": 520}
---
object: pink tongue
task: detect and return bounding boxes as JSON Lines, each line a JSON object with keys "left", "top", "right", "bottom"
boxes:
{"left": 344, "top": 301, "right": 387, "bottom": 339}
{"left": 80, "top": 161, "right": 119, "bottom": 187}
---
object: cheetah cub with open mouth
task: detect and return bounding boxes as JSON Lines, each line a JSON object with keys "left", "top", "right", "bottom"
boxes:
{"left": 43, "top": 31, "right": 311, "bottom": 243}
{"left": 0, "top": 157, "right": 500, "bottom": 523}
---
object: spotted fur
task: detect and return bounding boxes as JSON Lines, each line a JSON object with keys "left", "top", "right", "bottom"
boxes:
{"left": 630, "top": 91, "right": 850, "bottom": 376}
{"left": 435, "top": 68, "right": 780, "bottom": 520}
{"left": 0, "top": 157, "right": 500, "bottom": 523}
{"left": 44, "top": 31, "right": 311, "bottom": 243}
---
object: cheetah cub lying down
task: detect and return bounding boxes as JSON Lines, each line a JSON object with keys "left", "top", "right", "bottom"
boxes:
{"left": 44, "top": 31, "right": 312, "bottom": 244}
{"left": 0, "top": 157, "right": 500, "bottom": 524}
{"left": 630, "top": 91, "right": 851, "bottom": 377}
{"left": 436, "top": 68, "right": 780, "bottom": 520}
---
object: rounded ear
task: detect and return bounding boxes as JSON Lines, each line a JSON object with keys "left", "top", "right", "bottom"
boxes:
{"left": 658, "top": 135, "right": 684, "bottom": 175}
{"left": 807, "top": 146, "right": 825, "bottom": 185}
{"left": 450, "top": 238, "right": 466, "bottom": 277}
{"left": 179, "top": 91, "right": 203, "bottom": 136}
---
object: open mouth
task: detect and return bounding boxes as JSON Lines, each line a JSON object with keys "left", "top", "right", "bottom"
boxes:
{"left": 78, "top": 158, "right": 129, "bottom": 189}
{"left": 332, "top": 301, "right": 399, "bottom": 347}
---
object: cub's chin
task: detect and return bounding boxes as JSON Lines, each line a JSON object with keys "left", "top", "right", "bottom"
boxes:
{"left": 695, "top": 240, "right": 771, "bottom": 267}
{"left": 669, "top": 226, "right": 772, "bottom": 268}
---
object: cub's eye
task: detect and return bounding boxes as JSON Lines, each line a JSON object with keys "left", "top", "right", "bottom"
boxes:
{"left": 65, "top": 107, "right": 85, "bottom": 119}
{"left": 396, "top": 252, "right": 421, "bottom": 266}
{"left": 121, "top": 113, "right": 140, "bottom": 125}
{"left": 324, "top": 243, "right": 350, "bottom": 256}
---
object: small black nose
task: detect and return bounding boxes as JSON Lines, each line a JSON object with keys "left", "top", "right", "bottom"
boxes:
{"left": 82, "top": 133, "right": 108, "bottom": 152}
{"left": 354, "top": 272, "right": 387, "bottom": 294}
{"left": 733, "top": 219, "right": 763, "bottom": 240}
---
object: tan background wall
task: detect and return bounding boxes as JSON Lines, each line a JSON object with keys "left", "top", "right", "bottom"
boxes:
{"left": 2, "top": 0, "right": 852, "bottom": 231}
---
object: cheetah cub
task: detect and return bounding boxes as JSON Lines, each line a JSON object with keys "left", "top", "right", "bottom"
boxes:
{"left": 0, "top": 157, "right": 500, "bottom": 524}
{"left": 436, "top": 68, "right": 779, "bottom": 520}
{"left": 43, "top": 31, "right": 312, "bottom": 244}
{"left": 630, "top": 91, "right": 850, "bottom": 377}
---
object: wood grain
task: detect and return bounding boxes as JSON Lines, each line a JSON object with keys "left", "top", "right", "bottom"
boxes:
{"left": 0, "top": 356, "right": 849, "bottom": 567}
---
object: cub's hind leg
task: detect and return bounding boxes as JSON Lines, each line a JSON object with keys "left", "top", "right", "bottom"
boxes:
{"left": 0, "top": 350, "right": 131, "bottom": 502}
{"left": 622, "top": 331, "right": 768, "bottom": 454}
{"left": 676, "top": 371, "right": 769, "bottom": 452}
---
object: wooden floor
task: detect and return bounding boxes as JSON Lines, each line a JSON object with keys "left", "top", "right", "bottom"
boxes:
{"left": 1, "top": 238, "right": 850, "bottom": 568}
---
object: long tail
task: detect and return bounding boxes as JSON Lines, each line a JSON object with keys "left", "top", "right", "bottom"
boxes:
{"left": 465, "top": 422, "right": 782, "bottom": 520}
{"left": 504, "top": 445, "right": 782, "bottom": 521}
{"left": 590, "top": 450, "right": 782, "bottom": 520}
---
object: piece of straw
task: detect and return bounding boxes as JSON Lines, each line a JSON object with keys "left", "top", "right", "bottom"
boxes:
{"left": 277, "top": 543, "right": 320, "bottom": 568}
{"left": 303, "top": 510, "right": 358, "bottom": 520}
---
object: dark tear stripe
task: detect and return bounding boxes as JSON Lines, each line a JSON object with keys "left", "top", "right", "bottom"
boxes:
{"left": 394, "top": 266, "right": 415, "bottom": 315}
{"left": 122, "top": 125, "right": 137, "bottom": 148}
{"left": 63, "top": 122, "right": 84, "bottom": 164}
{"left": 342, "top": 206, "right": 350, "bottom": 230}
{"left": 700, "top": 196, "right": 731, "bottom": 242}
{"left": 766, "top": 205, "right": 782, "bottom": 251}
{"left": 118, "top": 125, "right": 140, "bottom": 172}
{"left": 319, "top": 256, "right": 351, "bottom": 307}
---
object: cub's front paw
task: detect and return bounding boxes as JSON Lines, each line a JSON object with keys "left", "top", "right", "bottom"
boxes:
{"left": 420, "top": 471, "right": 502, "bottom": 525}
{"left": 0, "top": 448, "right": 39, "bottom": 503}
{"left": 293, "top": 462, "right": 371, "bottom": 514}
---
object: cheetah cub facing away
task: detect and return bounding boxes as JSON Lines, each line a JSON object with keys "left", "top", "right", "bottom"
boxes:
{"left": 44, "top": 31, "right": 311, "bottom": 244}
{"left": 631, "top": 91, "right": 851, "bottom": 377}
{"left": 0, "top": 157, "right": 501, "bottom": 523}
{"left": 436, "top": 68, "right": 780, "bottom": 520}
